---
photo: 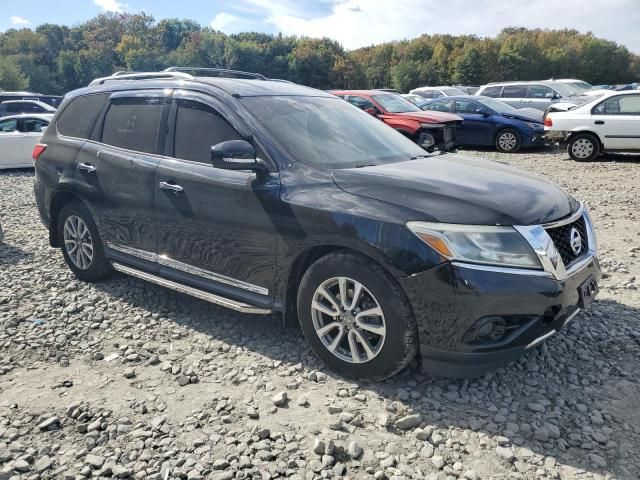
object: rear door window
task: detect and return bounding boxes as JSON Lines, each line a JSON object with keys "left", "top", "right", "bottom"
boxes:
{"left": 57, "top": 94, "right": 110, "bottom": 139}
{"left": 480, "top": 86, "right": 502, "bottom": 97}
{"left": 594, "top": 94, "right": 640, "bottom": 115}
{"left": 454, "top": 100, "right": 480, "bottom": 114}
{"left": 101, "top": 97, "right": 166, "bottom": 154}
{"left": 173, "top": 99, "right": 243, "bottom": 163}
{"left": 502, "top": 85, "right": 529, "bottom": 98}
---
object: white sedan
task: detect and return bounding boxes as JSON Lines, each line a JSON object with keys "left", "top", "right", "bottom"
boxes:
{"left": 0, "top": 114, "right": 52, "bottom": 169}
{"left": 545, "top": 90, "right": 640, "bottom": 161}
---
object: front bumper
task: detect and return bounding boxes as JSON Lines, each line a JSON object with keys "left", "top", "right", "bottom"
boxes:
{"left": 399, "top": 255, "right": 600, "bottom": 377}
{"left": 398, "top": 203, "right": 600, "bottom": 378}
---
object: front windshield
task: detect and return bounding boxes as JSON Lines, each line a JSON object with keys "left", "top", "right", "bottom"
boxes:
{"left": 569, "top": 81, "right": 593, "bottom": 91}
{"left": 371, "top": 94, "right": 422, "bottom": 113}
{"left": 475, "top": 96, "right": 517, "bottom": 114}
{"left": 241, "top": 96, "right": 427, "bottom": 169}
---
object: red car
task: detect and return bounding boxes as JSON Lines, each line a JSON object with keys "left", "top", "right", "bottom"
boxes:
{"left": 331, "top": 90, "right": 462, "bottom": 152}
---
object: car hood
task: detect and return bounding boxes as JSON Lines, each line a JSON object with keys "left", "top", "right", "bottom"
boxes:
{"left": 331, "top": 154, "right": 577, "bottom": 225}
{"left": 384, "top": 110, "right": 462, "bottom": 124}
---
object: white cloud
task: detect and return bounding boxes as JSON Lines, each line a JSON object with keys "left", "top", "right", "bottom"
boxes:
{"left": 247, "top": 0, "right": 640, "bottom": 53}
{"left": 93, "top": 0, "right": 126, "bottom": 13}
{"left": 10, "top": 16, "right": 31, "bottom": 26}
{"left": 210, "top": 12, "right": 243, "bottom": 31}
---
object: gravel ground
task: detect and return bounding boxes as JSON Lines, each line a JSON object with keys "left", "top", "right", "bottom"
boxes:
{"left": 1, "top": 147, "right": 639, "bottom": 480}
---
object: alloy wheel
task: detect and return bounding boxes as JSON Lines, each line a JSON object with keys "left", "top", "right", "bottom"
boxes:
{"left": 498, "top": 132, "right": 518, "bottom": 151}
{"left": 571, "top": 138, "right": 595, "bottom": 159}
{"left": 63, "top": 215, "right": 94, "bottom": 270}
{"left": 311, "top": 276, "right": 386, "bottom": 363}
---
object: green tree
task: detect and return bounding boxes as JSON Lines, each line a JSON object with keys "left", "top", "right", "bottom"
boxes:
{"left": 0, "top": 57, "right": 29, "bottom": 90}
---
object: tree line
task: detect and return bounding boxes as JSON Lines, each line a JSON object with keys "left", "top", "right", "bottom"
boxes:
{"left": 0, "top": 13, "right": 638, "bottom": 95}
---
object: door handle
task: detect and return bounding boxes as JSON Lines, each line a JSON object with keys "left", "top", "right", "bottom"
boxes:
{"left": 77, "top": 162, "right": 97, "bottom": 173}
{"left": 594, "top": 120, "right": 605, "bottom": 125}
{"left": 159, "top": 181, "right": 183, "bottom": 193}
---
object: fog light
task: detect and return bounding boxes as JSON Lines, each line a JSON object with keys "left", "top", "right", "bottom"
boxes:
{"left": 463, "top": 316, "right": 507, "bottom": 344}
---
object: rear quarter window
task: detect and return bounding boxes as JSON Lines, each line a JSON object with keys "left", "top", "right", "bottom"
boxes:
{"left": 57, "top": 94, "right": 110, "bottom": 139}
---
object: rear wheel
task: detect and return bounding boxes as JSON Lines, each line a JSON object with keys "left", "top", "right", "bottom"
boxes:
{"left": 495, "top": 128, "right": 521, "bottom": 153}
{"left": 58, "top": 202, "right": 111, "bottom": 282}
{"left": 568, "top": 133, "right": 600, "bottom": 161}
{"left": 297, "top": 251, "right": 418, "bottom": 381}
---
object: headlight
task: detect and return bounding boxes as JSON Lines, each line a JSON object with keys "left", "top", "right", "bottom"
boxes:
{"left": 525, "top": 121, "right": 541, "bottom": 129}
{"left": 407, "top": 222, "right": 541, "bottom": 268}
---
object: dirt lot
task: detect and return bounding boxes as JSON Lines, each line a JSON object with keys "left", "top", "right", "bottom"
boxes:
{"left": 1, "top": 148, "right": 639, "bottom": 480}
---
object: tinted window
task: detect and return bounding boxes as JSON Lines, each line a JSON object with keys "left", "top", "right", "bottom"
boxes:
{"left": 502, "top": 85, "right": 528, "bottom": 98}
{"left": 58, "top": 94, "right": 109, "bottom": 139}
{"left": 426, "top": 101, "right": 452, "bottom": 112}
{"left": 347, "top": 95, "right": 376, "bottom": 110}
{"left": 529, "top": 85, "right": 555, "bottom": 99}
{"left": 431, "top": 90, "right": 444, "bottom": 98}
{"left": 454, "top": 100, "right": 480, "bottom": 114}
{"left": 174, "top": 100, "right": 243, "bottom": 163}
{"left": 480, "top": 86, "right": 502, "bottom": 97}
{"left": 23, "top": 118, "right": 49, "bottom": 133}
{"left": 442, "top": 88, "right": 466, "bottom": 96}
{"left": 101, "top": 97, "right": 165, "bottom": 153}
{"left": 414, "top": 91, "right": 433, "bottom": 99}
{"left": 0, "top": 118, "right": 18, "bottom": 132}
{"left": 594, "top": 94, "right": 640, "bottom": 115}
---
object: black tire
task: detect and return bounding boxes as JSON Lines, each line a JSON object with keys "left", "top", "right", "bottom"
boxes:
{"left": 567, "top": 133, "right": 600, "bottom": 162}
{"left": 297, "top": 251, "right": 418, "bottom": 381}
{"left": 57, "top": 202, "right": 111, "bottom": 282}
{"left": 495, "top": 128, "right": 521, "bottom": 153}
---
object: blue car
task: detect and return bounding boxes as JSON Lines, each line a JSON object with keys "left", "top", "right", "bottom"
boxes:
{"left": 421, "top": 95, "right": 546, "bottom": 153}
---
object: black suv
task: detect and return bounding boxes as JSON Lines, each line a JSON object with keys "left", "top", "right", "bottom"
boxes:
{"left": 34, "top": 68, "right": 601, "bottom": 380}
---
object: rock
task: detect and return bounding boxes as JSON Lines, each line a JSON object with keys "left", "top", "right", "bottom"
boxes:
{"left": 496, "top": 446, "right": 514, "bottom": 462}
{"left": 347, "top": 441, "right": 363, "bottom": 459}
{"left": 85, "top": 454, "right": 105, "bottom": 468}
{"left": 272, "top": 391, "right": 288, "bottom": 407}
{"left": 313, "top": 438, "right": 325, "bottom": 455}
{"left": 213, "top": 459, "right": 229, "bottom": 470}
{"left": 212, "top": 473, "right": 234, "bottom": 480}
{"left": 37, "top": 416, "right": 60, "bottom": 430}
{"left": 177, "top": 374, "right": 190, "bottom": 386}
{"left": 112, "top": 465, "right": 132, "bottom": 478}
{"left": 34, "top": 455, "right": 52, "bottom": 473}
{"left": 396, "top": 413, "right": 422, "bottom": 430}
{"left": 463, "top": 470, "right": 478, "bottom": 480}
{"left": 431, "top": 455, "right": 445, "bottom": 469}
{"left": 122, "top": 368, "right": 136, "bottom": 379}
{"left": 12, "top": 459, "right": 30, "bottom": 472}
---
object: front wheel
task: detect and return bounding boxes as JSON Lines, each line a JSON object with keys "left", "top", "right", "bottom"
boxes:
{"left": 567, "top": 133, "right": 600, "bottom": 161}
{"left": 495, "top": 128, "right": 521, "bottom": 153}
{"left": 297, "top": 252, "right": 418, "bottom": 381}
{"left": 57, "top": 202, "right": 112, "bottom": 282}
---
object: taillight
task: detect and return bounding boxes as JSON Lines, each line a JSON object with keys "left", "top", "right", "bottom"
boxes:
{"left": 543, "top": 117, "right": 553, "bottom": 127}
{"left": 32, "top": 143, "right": 47, "bottom": 161}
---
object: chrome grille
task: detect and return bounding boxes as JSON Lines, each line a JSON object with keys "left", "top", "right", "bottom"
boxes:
{"left": 545, "top": 216, "right": 589, "bottom": 266}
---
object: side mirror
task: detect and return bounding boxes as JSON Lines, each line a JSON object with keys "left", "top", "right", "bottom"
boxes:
{"left": 476, "top": 108, "right": 490, "bottom": 116}
{"left": 211, "top": 140, "right": 265, "bottom": 172}
{"left": 364, "top": 107, "right": 378, "bottom": 116}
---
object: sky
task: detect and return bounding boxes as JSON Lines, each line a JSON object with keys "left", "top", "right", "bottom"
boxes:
{"left": 1, "top": 0, "right": 639, "bottom": 53}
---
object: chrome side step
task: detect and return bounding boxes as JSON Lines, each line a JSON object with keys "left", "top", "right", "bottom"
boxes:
{"left": 112, "top": 262, "right": 272, "bottom": 314}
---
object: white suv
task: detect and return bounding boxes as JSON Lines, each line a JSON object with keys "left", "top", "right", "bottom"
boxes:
{"left": 545, "top": 90, "right": 640, "bottom": 161}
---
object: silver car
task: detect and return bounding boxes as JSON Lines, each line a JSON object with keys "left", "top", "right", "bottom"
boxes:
{"left": 475, "top": 81, "right": 584, "bottom": 111}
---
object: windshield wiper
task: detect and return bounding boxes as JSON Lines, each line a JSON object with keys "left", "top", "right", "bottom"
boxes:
{"left": 411, "top": 155, "right": 430, "bottom": 160}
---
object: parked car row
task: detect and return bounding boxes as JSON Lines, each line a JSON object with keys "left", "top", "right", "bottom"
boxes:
{"left": 29, "top": 67, "right": 601, "bottom": 381}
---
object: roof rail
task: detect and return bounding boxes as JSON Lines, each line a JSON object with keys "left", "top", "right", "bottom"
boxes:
{"left": 89, "top": 71, "right": 193, "bottom": 86}
{"left": 164, "top": 67, "right": 267, "bottom": 80}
